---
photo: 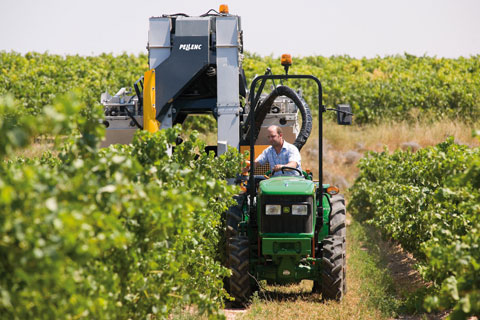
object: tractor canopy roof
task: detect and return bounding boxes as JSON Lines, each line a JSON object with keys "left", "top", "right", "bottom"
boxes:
{"left": 259, "top": 176, "right": 315, "bottom": 196}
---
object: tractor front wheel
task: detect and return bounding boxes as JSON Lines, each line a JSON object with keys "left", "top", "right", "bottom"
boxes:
{"left": 224, "top": 195, "right": 246, "bottom": 291}
{"left": 329, "top": 194, "right": 346, "bottom": 238}
{"left": 226, "top": 195, "right": 245, "bottom": 240}
{"left": 228, "top": 236, "right": 251, "bottom": 306}
{"left": 329, "top": 194, "right": 347, "bottom": 294}
{"left": 320, "top": 236, "right": 345, "bottom": 300}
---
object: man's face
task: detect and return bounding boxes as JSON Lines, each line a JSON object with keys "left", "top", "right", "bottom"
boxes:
{"left": 267, "top": 128, "right": 283, "bottom": 148}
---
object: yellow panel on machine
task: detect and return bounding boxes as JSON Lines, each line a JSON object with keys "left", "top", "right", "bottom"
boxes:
{"left": 143, "top": 69, "right": 159, "bottom": 133}
{"left": 240, "top": 145, "right": 270, "bottom": 175}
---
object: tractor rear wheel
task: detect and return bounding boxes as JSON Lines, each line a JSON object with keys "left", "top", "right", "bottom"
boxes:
{"left": 320, "top": 236, "right": 345, "bottom": 300}
{"left": 228, "top": 236, "right": 251, "bottom": 306}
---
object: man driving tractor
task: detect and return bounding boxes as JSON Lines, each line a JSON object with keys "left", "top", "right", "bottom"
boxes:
{"left": 244, "top": 125, "right": 302, "bottom": 176}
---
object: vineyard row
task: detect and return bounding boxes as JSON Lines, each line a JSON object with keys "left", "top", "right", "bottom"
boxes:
{"left": 349, "top": 138, "right": 480, "bottom": 318}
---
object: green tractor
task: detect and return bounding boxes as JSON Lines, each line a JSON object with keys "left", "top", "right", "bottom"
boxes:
{"left": 226, "top": 67, "right": 352, "bottom": 305}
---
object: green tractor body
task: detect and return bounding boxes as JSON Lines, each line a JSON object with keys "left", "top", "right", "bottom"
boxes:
{"left": 228, "top": 173, "right": 347, "bottom": 304}
{"left": 256, "top": 177, "right": 320, "bottom": 284}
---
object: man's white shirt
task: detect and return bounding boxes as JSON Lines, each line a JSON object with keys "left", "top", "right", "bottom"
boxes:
{"left": 255, "top": 141, "right": 302, "bottom": 176}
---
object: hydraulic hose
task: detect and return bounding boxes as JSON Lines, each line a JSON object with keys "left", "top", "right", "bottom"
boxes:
{"left": 253, "top": 85, "right": 312, "bottom": 151}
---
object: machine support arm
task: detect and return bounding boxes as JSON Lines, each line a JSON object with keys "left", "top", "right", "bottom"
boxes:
{"left": 325, "top": 107, "right": 353, "bottom": 115}
{"left": 242, "top": 77, "right": 269, "bottom": 135}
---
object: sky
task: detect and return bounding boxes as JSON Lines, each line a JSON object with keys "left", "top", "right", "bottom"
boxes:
{"left": 1, "top": 0, "right": 479, "bottom": 58}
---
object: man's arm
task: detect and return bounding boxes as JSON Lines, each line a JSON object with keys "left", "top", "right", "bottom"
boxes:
{"left": 272, "top": 161, "right": 298, "bottom": 172}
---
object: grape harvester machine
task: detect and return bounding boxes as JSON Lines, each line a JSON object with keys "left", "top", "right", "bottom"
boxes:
{"left": 100, "top": 5, "right": 352, "bottom": 305}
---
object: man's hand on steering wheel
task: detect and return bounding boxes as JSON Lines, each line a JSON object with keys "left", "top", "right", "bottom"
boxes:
{"left": 273, "top": 165, "right": 302, "bottom": 176}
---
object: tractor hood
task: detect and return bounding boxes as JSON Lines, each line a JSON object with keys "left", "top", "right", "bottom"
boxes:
{"left": 259, "top": 176, "right": 315, "bottom": 196}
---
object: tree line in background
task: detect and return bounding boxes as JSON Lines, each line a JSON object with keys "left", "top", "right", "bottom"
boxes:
{"left": 1, "top": 51, "right": 479, "bottom": 124}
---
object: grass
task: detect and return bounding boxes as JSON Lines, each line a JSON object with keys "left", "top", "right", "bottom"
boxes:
{"left": 322, "top": 117, "right": 479, "bottom": 153}
{"left": 12, "top": 136, "right": 56, "bottom": 159}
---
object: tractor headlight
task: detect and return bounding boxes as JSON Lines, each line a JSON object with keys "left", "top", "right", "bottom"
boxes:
{"left": 292, "top": 204, "right": 308, "bottom": 216}
{"left": 265, "top": 204, "right": 281, "bottom": 215}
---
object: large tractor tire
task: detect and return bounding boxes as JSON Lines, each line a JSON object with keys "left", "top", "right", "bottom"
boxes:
{"left": 226, "top": 195, "right": 245, "bottom": 240}
{"left": 329, "top": 194, "right": 347, "bottom": 294}
{"left": 320, "top": 236, "right": 345, "bottom": 300}
{"left": 228, "top": 236, "right": 251, "bottom": 306}
{"left": 224, "top": 195, "right": 246, "bottom": 292}
{"left": 313, "top": 194, "right": 348, "bottom": 295}
{"left": 329, "top": 194, "right": 346, "bottom": 238}
{"left": 313, "top": 194, "right": 347, "bottom": 294}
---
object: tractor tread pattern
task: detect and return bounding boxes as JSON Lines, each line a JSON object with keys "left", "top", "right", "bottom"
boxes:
{"left": 321, "top": 236, "right": 345, "bottom": 301}
{"left": 228, "top": 236, "right": 251, "bottom": 306}
{"left": 226, "top": 195, "right": 245, "bottom": 240}
{"left": 329, "top": 194, "right": 346, "bottom": 238}
{"left": 329, "top": 194, "right": 347, "bottom": 294}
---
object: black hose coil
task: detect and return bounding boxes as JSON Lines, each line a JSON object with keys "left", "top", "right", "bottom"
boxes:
{"left": 254, "top": 85, "right": 312, "bottom": 151}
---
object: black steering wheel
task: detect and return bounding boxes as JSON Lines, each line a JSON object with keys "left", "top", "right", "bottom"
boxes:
{"left": 280, "top": 166, "right": 303, "bottom": 176}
